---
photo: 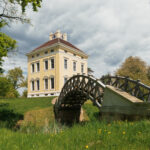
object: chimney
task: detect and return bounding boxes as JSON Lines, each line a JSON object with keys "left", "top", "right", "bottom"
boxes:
{"left": 63, "top": 33, "right": 67, "bottom": 41}
{"left": 49, "top": 32, "right": 53, "bottom": 40}
{"left": 49, "top": 30, "right": 67, "bottom": 40}
{"left": 55, "top": 30, "right": 62, "bottom": 38}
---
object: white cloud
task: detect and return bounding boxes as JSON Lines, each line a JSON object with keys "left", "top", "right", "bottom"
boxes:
{"left": 3, "top": 0, "right": 150, "bottom": 78}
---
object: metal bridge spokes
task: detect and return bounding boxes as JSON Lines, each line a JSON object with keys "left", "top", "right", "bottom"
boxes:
{"left": 100, "top": 75, "right": 150, "bottom": 102}
{"left": 56, "top": 75, "right": 106, "bottom": 109}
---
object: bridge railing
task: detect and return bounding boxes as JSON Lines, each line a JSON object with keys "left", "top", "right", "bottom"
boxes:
{"left": 55, "top": 75, "right": 106, "bottom": 109}
{"left": 100, "top": 75, "right": 150, "bottom": 102}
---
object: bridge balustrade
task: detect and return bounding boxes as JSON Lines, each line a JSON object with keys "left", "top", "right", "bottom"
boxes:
{"left": 100, "top": 75, "right": 150, "bottom": 102}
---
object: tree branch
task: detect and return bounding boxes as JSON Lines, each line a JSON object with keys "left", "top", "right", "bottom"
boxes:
{"left": 0, "top": 13, "right": 30, "bottom": 23}
{"left": 1, "top": 13, "right": 22, "bottom": 20}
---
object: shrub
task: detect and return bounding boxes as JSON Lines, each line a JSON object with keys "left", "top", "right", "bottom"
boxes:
{"left": 0, "top": 77, "right": 19, "bottom": 98}
{"left": 22, "top": 89, "right": 27, "bottom": 98}
{"left": 0, "top": 77, "right": 12, "bottom": 97}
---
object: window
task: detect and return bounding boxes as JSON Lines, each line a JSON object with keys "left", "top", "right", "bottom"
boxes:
{"left": 37, "top": 53, "right": 39, "bottom": 57}
{"left": 64, "top": 77, "right": 68, "bottom": 84}
{"left": 64, "top": 50, "right": 67, "bottom": 53}
{"left": 32, "top": 64, "right": 34, "bottom": 73}
{"left": 51, "top": 49, "right": 54, "bottom": 53}
{"left": 45, "top": 60, "right": 48, "bottom": 70}
{"left": 73, "top": 54, "right": 76, "bottom": 56}
{"left": 44, "top": 78, "right": 48, "bottom": 90}
{"left": 31, "top": 81, "right": 34, "bottom": 91}
{"left": 81, "top": 64, "right": 84, "bottom": 73}
{"left": 50, "top": 77, "right": 54, "bottom": 89}
{"left": 64, "top": 59, "right": 67, "bottom": 69}
{"left": 50, "top": 58, "right": 54, "bottom": 69}
{"left": 73, "top": 62, "right": 76, "bottom": 71}
{"left": 45, "top": 51, "right": 48, "bottom": 54}
{"left": 36, "top": 80, "right": 40, "bottom": 91}
{"left": 36, "top": 62, "right": 40, "bottom": 72}
{"left": 32, "top": 55, "right": 34, "bottom": 58}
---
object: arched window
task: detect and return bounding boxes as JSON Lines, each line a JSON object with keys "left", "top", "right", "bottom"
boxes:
{"left": 30, "top": 78, "right": 35, "bottom": 91}
{"left": 50, "top": 76, "right": 55, "bottom": 89}
{"left": 43, "top": 76, "right": 48, "bottom": 90}
{"left": 64, "top": 75, "right": 68, "bottom": 84}
{"left": 36, "top": 78, "right": 40, "bottom": 91}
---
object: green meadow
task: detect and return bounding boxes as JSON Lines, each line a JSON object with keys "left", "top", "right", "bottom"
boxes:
{"left": 0, "top": 97, "right": 150, "bottom": 150}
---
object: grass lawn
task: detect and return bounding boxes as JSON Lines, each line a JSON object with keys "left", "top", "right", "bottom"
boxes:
{"left": 0, "top": 97, "right": 53, "bottom": 114}
{"left": 0, "top": 98, "right": 150, "bottom": 150}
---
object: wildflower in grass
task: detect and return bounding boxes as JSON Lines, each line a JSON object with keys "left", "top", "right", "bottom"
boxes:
{"left": 85, "top": 145, "right": 88, "bottom": 149}
{"left": 98, "top": 129, "right": 102, "bottom": 134}
{"left": 117, "top": 121, "right": 121, "bottom": 125}
{"left": 108, "top": 124, "right": 111, "bottom": 126}
{"left": 108, "top": 131, "right": 111, "bottom": 134}
{"left": 130, "top": 123, "right": 134, "bottom": 126}
{"left": 122, "top": 131, "right": 126, "bottom": 135}
{"left": 113, "top": 121, "right": 116, "bottom": 124}
{"left": 48, "top": 138, "right": 50, "bottom": 143}
{"left": 138, "top": 131, "right": 141, "bottom": 134}
{"left": 104, "top": 129, "right": 107, "bottom": 132}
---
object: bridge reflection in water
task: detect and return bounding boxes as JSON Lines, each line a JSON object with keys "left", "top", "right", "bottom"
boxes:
{"left": 54, "top": 75, "right": 150, "bottom": 124}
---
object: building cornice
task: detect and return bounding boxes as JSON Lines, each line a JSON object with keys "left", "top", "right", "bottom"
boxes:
{"left": 26, "top": 43, "right": 59, "bottom": 56}
{"left": 26, "top": 41, "right": 88, "bottom": 58}
{"left": 58, "top": 42, "right": 88, "bottom": 58}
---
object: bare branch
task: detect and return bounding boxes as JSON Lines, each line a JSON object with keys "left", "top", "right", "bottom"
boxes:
{"left": 0, "top": 13, "right": 29, "bottom": 23}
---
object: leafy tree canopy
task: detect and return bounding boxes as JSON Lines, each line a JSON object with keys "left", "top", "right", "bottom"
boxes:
{"left": 20, "top": 77, "right": 27, "bottom": 88}
{"left": 0, "top": 76, "right": 12, "bottom": 97}
{"left": 115, "top": 56, "right": 149, "bottom": 85}
{"left": 147, "top": 66, "right": 150, "bottom": 80}
{"left": 0, "top": 0, "right": 42, "bottom": 73}
{"left": 0, "top": 32, "right": 17, "bottom": 73}
{"left": 7, "top": 67, "right": 24, "bottom": 89}
{"left": 88, "top": 67, "right": 94, "bottom": 76}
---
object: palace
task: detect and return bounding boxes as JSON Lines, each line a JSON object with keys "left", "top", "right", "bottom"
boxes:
{"left": 26, "top": 30, "right": 88, "bottom": 97}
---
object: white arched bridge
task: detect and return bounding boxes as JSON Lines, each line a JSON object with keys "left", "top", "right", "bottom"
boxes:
{"left": 54, "top": 75, "right": 150, "bottom": 124}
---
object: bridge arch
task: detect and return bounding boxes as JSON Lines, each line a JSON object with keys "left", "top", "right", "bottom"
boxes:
{"left": 54, "top": 75, "right": 105, "bottom": 124}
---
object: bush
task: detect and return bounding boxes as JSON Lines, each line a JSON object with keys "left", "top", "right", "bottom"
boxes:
{"left": 5, "top": 88, "right": 20, "bottom": 98}
{"left": 0, "top": 77, "right": 12, "bottom": 97}
{"left": 22, "top": 89, "right": 27, "bottom": 98}
{"left": 0, "top": 77, "right": 19, "bottom": 98}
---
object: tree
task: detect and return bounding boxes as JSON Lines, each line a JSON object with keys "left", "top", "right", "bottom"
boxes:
{"left": 20, "top": 77, "right": 27, "bottom": 88}
{"left": 88, "top": 67, "right": 94, "bottom": 76}
{"left": 0, "top": 76, "right": 12, "bottom": 97}
{"left": 7, "top": 67, "right": 24, "bottom": 89}
{"left": 0, "top": 0, "right": 42, "bottom": 73}
{"left": 115, "top": 56, "right": 149, "bottom": 85}
{"left": 0, "top": 76, "right": 19, "bottom": 98}
{"left": 147, "top": 66, "right": 150, "bottom": 80}
{"left": 0, "top": 32, "right": 17, "bottom": 73}
{"left": 22, "top": 89, "right": 27, "bottom": 98}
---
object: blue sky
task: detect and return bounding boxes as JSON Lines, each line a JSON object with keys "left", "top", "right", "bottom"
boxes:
{"left": 3, "top": 0, "right": 150, "bottom": 78}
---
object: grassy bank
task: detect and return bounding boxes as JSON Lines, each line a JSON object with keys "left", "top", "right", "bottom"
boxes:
{"left": 0, "top": 97, "right": 54, "bottom": 129}
{"left": 0, "top": 98, "right": 150, "bottom": 150}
